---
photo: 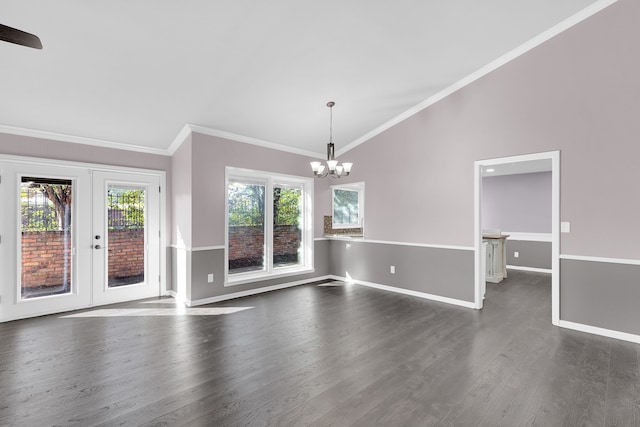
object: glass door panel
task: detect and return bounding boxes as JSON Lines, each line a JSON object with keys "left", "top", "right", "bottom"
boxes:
{"left": 20, "top": 177, "right": 73, "bottom": 299}
{"left": 107, "top": 184, "right": 145, "bottom": 288}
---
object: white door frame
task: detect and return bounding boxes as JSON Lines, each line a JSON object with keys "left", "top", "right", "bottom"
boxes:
{"left": 473, "top": 150, "right": 560, "bottom": 325}
{"left": 0, "top": 154, "right": 167, "bottom": 322}
{"left": 0, "top": 162, "right": 93, "bottom": 320}
{"left": 92, "top": 170, "right": 161, "bottom": 306}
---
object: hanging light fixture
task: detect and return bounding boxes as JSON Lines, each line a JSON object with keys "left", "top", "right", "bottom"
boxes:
{"left": 310, "top": 101, "right": 353, "bottom": 178}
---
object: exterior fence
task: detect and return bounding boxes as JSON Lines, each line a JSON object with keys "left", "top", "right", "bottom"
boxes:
{"left": 228, "top": 225, "right": 301, "bottom": 270}
{"left": 21, "top": 229, "right": 145, "bottom": 289}
{"left": 22, "top": 226, "right": 299, "bottom": 288}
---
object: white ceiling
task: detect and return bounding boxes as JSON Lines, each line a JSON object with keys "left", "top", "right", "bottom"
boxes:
{"left": 1, "top": 0, "right": 606, "bottom": 156}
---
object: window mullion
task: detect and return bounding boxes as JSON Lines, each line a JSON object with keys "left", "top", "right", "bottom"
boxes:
{"left": 265, "top": 177, "right": 274, "bottom": 274}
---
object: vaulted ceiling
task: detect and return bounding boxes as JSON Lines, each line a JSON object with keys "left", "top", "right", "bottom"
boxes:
{"left": 1, "top": 0, "right": 607, "bottom": 156}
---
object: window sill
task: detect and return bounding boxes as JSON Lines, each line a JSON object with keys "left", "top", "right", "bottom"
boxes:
{"left": 225, "top": 267, "right": 315, "bottom": 287}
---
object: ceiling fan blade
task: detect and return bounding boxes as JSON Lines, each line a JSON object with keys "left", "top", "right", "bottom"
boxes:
{"left": 0, "top": 23, "right": 42, "bottom": 49}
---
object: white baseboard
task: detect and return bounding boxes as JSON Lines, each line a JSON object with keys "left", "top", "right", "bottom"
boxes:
{"left": 506, "top": 265, "right": 552, "bottom": 274}
{"left": 558, "top": 320, "right": 640, "bottom": 344}
{"left": 329, "top": 275, "right": 476, "bottom": 309}
{"left": 184, "top": 275, "right": 333, "bottom": 307}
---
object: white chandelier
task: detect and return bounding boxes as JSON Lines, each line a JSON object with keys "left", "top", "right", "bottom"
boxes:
{"left": 310, "top": 101, "right": 353, "bottom": 178}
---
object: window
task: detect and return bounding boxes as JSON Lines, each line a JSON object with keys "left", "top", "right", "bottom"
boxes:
{"left": 332, "top": 182, "right": 364, "bottom": 229}
{"left": 226, "top": 167, "right": 313, "bottom": 285}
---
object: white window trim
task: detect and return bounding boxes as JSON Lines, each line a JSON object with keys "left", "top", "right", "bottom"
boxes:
{"left": 225, "top": 167, "right": 314, "bottom": 286}
{"left": 331, "top": 182, "right": 365, "bottom": 229}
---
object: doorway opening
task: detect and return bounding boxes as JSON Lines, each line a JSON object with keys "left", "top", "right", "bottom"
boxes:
{"left": 474, "top": 151, "right": 560, "bottom": 325}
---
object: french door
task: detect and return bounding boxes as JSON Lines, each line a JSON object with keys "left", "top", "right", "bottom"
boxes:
{"left": 0, "top": 160, "right": 162, "bottom": 322}
{"left": 92, "top": 171, "right": 160, "bottom": 306}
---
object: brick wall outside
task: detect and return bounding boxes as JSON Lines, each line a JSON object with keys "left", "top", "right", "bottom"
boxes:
{"left": 22, "top": 225, "right": 300, "bottom": 287}
{"left": 21, "top": 231, "right": 72, "bottom": 288}
{"left": 107, "top": 229, "right": 145, "bottom": 280}
{"left": 228, "top": 225, "right": 301, "bottom": 269}
{"left": 21, "top": 229, "right": 144, "bottom": 289}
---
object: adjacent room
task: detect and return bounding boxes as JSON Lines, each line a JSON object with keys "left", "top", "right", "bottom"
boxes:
{"left": 1, "top": 0, "right": 639, "bottom": 425}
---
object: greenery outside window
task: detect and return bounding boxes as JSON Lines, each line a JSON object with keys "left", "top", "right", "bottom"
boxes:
{"left": 332, "top": 182, "right": 364, "bottom": 229}
{"left": 226, "top": 167, "right": 314, "bottom": 285}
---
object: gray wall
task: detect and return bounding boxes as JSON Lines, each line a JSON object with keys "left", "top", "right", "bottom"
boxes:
{"left": 342, "top": 0, "right": 640, "bottom": 260}
{"left": 333, "top": 0, "right": 640, "bottom": 337}
{"left": 170, "top": 132, "right": 332, "bottom": 303}
{"left": 483, "top": 171, "right": 552, "bottom": 233}
{"left": 185, "top": 239, "right": 330, "bottom": 302}
{"left": 329, "top": 240, "right": 475, "bottom": 303}
{"left": 506, "top": 240, "right": 552, "bottom": 270}
{"left": 189, "top": 132, "right": 331, "bottom": 246}
{"left": 561, "top": 259, "right": 640, "bottom": 336}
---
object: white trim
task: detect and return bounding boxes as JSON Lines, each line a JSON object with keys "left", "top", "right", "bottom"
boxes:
{"left": 474, "top": 151, "right": 560, "bottom": 322}
{"left": 167, "top": 124, "right": 192, "bottom": 155}
{"left": 336, "top": 0, "right": 619, "bottom": 157}
{"left": 169, "top": 243, "right": 189, "bottom": 250}
{"left": 175, "top": 242, "right": 328, "bottom": 250}
{"left": 324, "top": 237, "right": 474, "bottom": 251}
{"left": 474, "top": 160, "right": 483, "bottom": 309}
{"left": 191, "top": 245, "right": 225, "bottom": 252}
{"left": 159, "top": 174, "right": 168, "bottom": 296}
{"left": 331, "top": 182, "right": 365, "bottom": 229}
{"left": 506, "top": 265, "right": 552, "bottom": 274}
{"left": 226, "top": 268, "right": 315, "bottom": 287}
{"left": 330, "top": 275, "right": 476, "bottom": 309}
{"left": 187, "top": 124, "right": 323, "bottom": 159}
{"left": 169, "top": 244, "right": 226, "bottom": 251}
{"left": 185, "top": 276, "right": 332, "bottom": 307}
{"left": 503, "top": 232, "right": 552, "bottom": 242}
{"left": 558, "top": 320, "right": 640, "bottom": 345}
{"left": 0, "top": 123, "right": 170, "bottom": 156}
{"left": 560, "top": 254, "right": 640, "bottom": 266}
{"left": 314, "top": 237, "right": 330, "bottom": 241}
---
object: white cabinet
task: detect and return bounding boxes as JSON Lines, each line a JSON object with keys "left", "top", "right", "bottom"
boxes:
{"left": 483, "top": 234, "right": 508, "bottom": 283}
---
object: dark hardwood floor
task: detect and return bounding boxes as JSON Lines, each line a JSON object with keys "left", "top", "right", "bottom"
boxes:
{"left": 1, "top": 270, "right": 639, "bottom": 426}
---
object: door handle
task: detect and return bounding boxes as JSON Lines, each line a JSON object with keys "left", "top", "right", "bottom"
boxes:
{"left": 94, "top": 245, "right": 105, "bottom": 249}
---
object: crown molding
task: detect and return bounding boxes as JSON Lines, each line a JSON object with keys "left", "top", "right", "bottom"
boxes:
{"left": 167, "top": 124, "right": 193, "bottom": 155}
{"left": 0, "top": 123, "right": 170, "bottom": 156}
{"left": 184, "top": 124, "right": 324, "bottom": 158}
{"left": 336, "top": 0, "right": 619, "bottom": 157}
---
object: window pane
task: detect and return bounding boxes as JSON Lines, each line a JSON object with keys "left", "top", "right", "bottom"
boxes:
{"left": 228, "top": 182, "right": 266, "bottom": 274}
{"left": 273, "top": 185, "right": 302, "bottom": 269}
{"left": 107, "top": 185, "right": 146, "bottom": 287}
{"left": 333, "top": 188, "right": 360, "bottom": 225}
{"left": 20, "top": 177, "right": 73, "bottom": 299}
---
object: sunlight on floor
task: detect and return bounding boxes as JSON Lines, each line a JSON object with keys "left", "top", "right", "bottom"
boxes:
{"left": 59, "top": 306, "right": 254, "bottom": 318}
{"left": 139, "top": 299, "right": 180, "bottom": 305}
